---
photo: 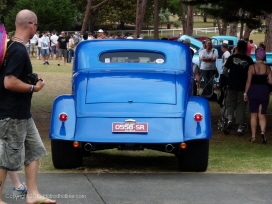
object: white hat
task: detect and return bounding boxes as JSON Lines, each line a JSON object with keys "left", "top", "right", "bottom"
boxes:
{"left": 98, "top": 29, "right": 104, "bottom": 33}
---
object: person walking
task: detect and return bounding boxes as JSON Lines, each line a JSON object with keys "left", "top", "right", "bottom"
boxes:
{"left": 50, "top": 31, "right": 58, "bottom": 60}
{"left": 0, "top": 9, "right": 56, "bottom": 204}
{"left": 29, "top": 31, "right": 39, "bottom": 58}
{"left": 223, "top": 40, "right": 254, "bottom": 135}
{"left": 244, "top": 48, "right": 272, "bottom": 144}
{"left": 41, "top": 31, "right": 50, "bottom": 65}
{"left": 7, "top": 171, "right": 27, "bottom": 198}
{"left": 67, "top": 34, "right": 75, "bottom": 63}
{"left": 57, "top": 31, "right": 69, "bottom": 66}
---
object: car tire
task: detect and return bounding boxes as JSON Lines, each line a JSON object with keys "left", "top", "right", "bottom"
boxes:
{"left": 178, "top": 139, "right": 209, "bottom": 172}
{"left": 51, "top": 139, "right": 83, "bottom": 169}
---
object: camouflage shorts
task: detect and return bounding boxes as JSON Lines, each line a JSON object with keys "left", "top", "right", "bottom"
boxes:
{"left": 0, "top": 118, "right": 47, "bottom": 171}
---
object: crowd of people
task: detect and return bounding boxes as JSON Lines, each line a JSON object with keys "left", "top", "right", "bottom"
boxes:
{"left": 22, "top": 29, "right": 145, "bottom": 66}
{"left": 193, "top": 38, "right": 271, "bottom": 144}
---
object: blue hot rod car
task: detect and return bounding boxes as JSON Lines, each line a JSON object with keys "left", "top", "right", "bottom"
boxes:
{"left": 49, "top": 39, "right": 212, "bottom": 172}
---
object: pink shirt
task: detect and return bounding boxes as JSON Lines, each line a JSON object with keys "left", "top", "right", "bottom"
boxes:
{"left": 246, "top": 43, "right": 251, "bottom": 57}
{"left": 249, "top": 43, "right": 256, "bottom": 53}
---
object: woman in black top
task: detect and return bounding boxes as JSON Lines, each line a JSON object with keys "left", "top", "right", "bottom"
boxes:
{"left": 244, "top": 48, "right": 272, "bottom": 144}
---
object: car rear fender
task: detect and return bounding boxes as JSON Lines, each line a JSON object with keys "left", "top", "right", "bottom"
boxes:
{"left": 184, "top": 96, "right": 212, "bottom": 141}
{"left": 49, "top": 95, "right": 76, "bottom": 140}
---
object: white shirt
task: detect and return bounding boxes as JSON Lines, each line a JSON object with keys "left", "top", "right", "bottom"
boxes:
{"left": 222, "top": 51, "right": 230, "bottom": 66}
{"left": 38, "top": 38, "right": 42, "bottom": 47}
{"left": 30, "top": 34, "right": 38, "bottom": 44}
{"left": 41, "top": 36, "right": 50, "bottom": 50}
{"left": 50, "top": 34, "right": 59, "bottom": 46}
{"left": 199, "top": 49, "right": 218, "bottom": 70}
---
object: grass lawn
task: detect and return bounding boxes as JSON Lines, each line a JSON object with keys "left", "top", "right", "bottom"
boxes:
{"left": 31, "top": 53, "right": 272, "bottom": 174}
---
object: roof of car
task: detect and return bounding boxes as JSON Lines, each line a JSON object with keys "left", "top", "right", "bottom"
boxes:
{"left": 73, "top": 39, "right": 192, "bottom": 73}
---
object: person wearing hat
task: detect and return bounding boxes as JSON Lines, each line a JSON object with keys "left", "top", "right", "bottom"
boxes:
{"left": 138, "top": 34, "right": 144, "bottom": 39}
{"left": 183, "top": 38, "right": 194, "bottom": 57}
{"left": 97, "top": 29, "right": 106, "bottom": 39}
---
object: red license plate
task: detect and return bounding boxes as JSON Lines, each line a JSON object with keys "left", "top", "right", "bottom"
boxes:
{"left": 112, "top": 122, "right": 148, "bottom": 133}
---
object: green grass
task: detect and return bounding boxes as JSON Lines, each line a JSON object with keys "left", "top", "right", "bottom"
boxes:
{"left": 31, "top": 53, "right": 272, "bottom": 174}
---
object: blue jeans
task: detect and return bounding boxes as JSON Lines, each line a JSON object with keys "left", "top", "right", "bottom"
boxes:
{"left": 67, "top": 49, "right": 74, "bottom": 63}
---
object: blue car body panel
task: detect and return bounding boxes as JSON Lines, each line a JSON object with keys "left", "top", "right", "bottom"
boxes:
{"left": 50, "top": 39, "right": 212, "bottom": 144}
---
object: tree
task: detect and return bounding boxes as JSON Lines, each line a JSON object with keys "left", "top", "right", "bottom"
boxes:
{"left": 0, "top": 0, "right": 7, "bottom": 23}
{"left": 159, "top": 8, "right": 171, "bottom": 28}
{"left": 265, "top": 13, "right": 272, "bottom": 52}
{"left": 135, "top": 0, "right": 148, "bottom": 36}
{"left": 5, "top": 0, "right": 77, "bottom": 31}
{"left": 154, "top": 0, "right": 159, "bottom": 39}
{"left": 81, "top": 0, "right": 110, "bottom": 34}
{"left": 185, "top": 0, "right": 272, "bottom": 36}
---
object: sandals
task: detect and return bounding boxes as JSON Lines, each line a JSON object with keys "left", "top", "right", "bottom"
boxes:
{"left": 249, "top": 137, "right": 256, "bottom": 143}
{"left": 250, "top": 131, "right": 268, "bottom": 144}
{"left": 261, "top": 131, "right": 267, "bottom": 145}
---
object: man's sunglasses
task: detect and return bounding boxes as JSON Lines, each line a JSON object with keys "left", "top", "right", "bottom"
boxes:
{"left": 29, "top": 22, "right": 38, "bottom": 27}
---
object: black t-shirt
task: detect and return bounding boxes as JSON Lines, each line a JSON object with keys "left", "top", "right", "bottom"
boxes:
{"left": 224, "top": 54, "right": 254, "bottom": 91}
{"left": 0, "top": 41, "right": 33, "bottom": 119}
{"left": 57, "top": 37, "right": 69, "bottom": 49}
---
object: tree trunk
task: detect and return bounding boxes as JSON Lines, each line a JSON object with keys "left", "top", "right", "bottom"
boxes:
{"left": 216, "top": 18, "right": 222, "bottom": 35}
{"left": 81, "top": 0, "right": 93, "bottom": 34}
{"left": 187, "top": 3, "right": 194, "bottom": 36}
{"left": 180, "top": 0, "right": 187, "bottom": 34}
{"left": 81, "top": 0, "right": 110, "bottom": 34}
{"left": 243, "top": 24, "right": 252, "bottom": 40}
{"left": 153, "top": 0, "right": 159, "bottom": 39}
{"left": 221, "top": 21, "right": 228, "bottom": 35}
{"left": 265, "top": 13, "right": 272, "bottom": 52}
{"left": 229, "top": 23, "right": 238, "bottom": 37}
{"left": 240, "top": 21, "right": 245, "bottom": 40}
{"left": 135, "top": 0, "right": 147, "bottom": 36}
{"left": 203, "top": 14, "right": 207, "bottom": 22}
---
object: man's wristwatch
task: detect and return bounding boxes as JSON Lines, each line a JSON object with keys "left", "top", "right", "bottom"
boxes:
{"left": 243, "top": 93, "right": 247, "bottom": 96}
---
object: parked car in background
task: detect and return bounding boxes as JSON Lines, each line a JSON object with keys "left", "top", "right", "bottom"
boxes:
{"left": 50, "top": 39, "right": 212, "bottom": 172}
{"left": 167, "top": 37, "right": 180, "bottom": 41}
{"left": 193, "top": 36, "right": 209, "bottom": 42}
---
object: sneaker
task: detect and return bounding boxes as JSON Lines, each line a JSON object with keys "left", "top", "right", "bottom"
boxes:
{"left": 224, "top": 121, "right": 232, "bottom": 135}
{"left": 237, "top": 123, "right": 247, "bottom": 136}
{"left": 237, "top": 128, "right": 243, "bottom": 136}
{"left": 12, "top": 182, "right": 27, "bottom": 198}
{"left": 58, "top": 64, "right": 60, "bottom": 66}
{"left": 43, "top": 62, "right": 46, "bottom": 65}
{"left": 46, "top": 61, "right": 49, "bottom": 65}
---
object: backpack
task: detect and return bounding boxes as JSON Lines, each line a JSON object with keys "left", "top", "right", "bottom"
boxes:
{"left": 0, "top": 24, "right": 8, "bottom": 67}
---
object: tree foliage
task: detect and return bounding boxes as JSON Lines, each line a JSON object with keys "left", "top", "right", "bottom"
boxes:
{"left": 5, "top": 0, "right": 77, "bottom": 32}
{"left": 184, "top": 0, "right": 272, "bottom": 29}
{"left": 81, "top": 0, "right": 169, "bottom": 30}
{"left": 0, "top": 0, "right": 7, "bottom": 23}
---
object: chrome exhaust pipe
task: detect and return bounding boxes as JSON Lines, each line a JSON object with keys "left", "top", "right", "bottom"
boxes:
{"left": 165, "top": 144, "right": 174, "bottom": 153}
{"left": 84, "top": 143, "right": 93, "bottom": 151}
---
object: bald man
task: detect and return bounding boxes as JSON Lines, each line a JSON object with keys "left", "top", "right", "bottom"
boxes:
{"left": 0, "top": 10, "right": 56, "bottom": 204}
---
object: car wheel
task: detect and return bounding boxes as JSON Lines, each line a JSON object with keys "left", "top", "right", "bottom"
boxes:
{"left": 178, "top": 139, "right": 209, "bottom": 172}
{"left": 51, "top": 139, "right": 83, "bottom": 169}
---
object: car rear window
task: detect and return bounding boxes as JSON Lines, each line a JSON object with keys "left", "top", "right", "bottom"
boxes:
{"left": 99, "top": 51, "right": 166, "bottom": 63}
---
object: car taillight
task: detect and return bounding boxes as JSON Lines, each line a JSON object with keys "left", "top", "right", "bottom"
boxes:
{"left": 59, "top": 112, "right": 68, "bottom": 122}
{"left": 194, "top": 113, "right": 203, "bottom": 122}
